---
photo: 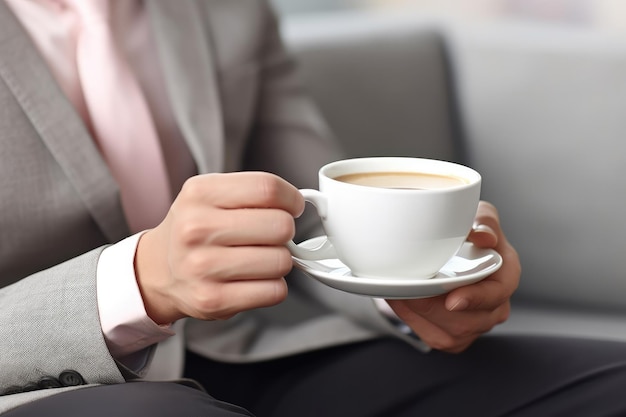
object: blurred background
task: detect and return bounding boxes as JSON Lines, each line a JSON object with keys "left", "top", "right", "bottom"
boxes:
{"left": 272, "top": 0, "right": 626, "bottom": 33}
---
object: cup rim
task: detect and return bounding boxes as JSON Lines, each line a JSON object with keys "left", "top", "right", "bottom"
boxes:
{"left": 319, "top": 157, "right": 481, "bottom": 193}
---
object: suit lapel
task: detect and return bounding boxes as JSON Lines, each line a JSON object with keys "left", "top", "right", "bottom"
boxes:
{"left": 0, "top": 2, "right": 129, "bottom": 242}
{"left": 147, "top": 0, "right": 225, "bottom": 174}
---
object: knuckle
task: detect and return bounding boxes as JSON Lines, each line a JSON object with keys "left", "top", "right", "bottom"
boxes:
{"left": 180, "top": 176, "right": 205, "bottom": 200}
{"left": 180, "top": 250, "right": 211, "bottom": 278}
{"left": 176, "top": 221, "right": 208, "bottom": 246}
{"left": 180, "top": 174, "right": 223, "bottom": 203}
{"left": 270, "top": 278, "right": 289, "bottom": 304}
{"left": 275, "top": 247, "right": 294, "bottom": 276}
{"left": 272, "top": 211, "right": 296, "bottom": 242}
{"left": 175, "top": 212, "right": 225, "bottom": 247}
{"left": 195, "top": 289, "right": 226, "bottom": 318}
{"left": 259, "top": 174, "right": 282, "bottom": 205}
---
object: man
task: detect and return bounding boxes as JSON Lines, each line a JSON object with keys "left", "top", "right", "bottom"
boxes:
{"left": 1, "top": 1, "right": 624, "bottom": 416}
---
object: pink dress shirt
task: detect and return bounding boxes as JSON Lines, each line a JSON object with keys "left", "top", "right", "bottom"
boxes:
{"left": 5, "top": 0, "right": 197, "bottom": 363}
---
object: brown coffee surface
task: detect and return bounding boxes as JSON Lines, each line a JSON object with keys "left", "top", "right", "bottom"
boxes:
{"left": 334, "top": 171, "right": 467, "bottom": 190}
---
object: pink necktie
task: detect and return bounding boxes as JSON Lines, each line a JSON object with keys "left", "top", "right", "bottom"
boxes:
{"left": 68, "top": 0, "right": 171, "bottom": 233}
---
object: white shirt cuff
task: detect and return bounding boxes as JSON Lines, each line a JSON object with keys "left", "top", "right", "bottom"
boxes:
{"left": 96, "top": 232, "right": 175, "bottom": 359}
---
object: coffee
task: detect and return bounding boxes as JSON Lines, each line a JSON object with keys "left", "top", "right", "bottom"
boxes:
{"left": 334, "top": 171, "right": 468, "bottom": 190}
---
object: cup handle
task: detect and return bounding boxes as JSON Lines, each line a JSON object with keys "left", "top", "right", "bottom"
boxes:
{"left": 287, "top": 189, "right": 335, "bottom": 260}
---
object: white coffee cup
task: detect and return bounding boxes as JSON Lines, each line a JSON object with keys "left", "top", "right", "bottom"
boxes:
{"left": 288, "top": 157, "right": 481, "bottom": 279}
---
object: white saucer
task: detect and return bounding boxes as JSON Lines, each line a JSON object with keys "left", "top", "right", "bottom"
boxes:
{"left": 292, "top": 236, "right": 503, "bottom": 299}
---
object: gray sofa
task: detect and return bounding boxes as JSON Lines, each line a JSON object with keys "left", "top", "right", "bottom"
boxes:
{"left": 282, "top": 11, "right": 626, "bottom": 341}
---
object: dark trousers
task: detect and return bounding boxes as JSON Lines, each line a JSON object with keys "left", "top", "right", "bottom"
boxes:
{"left": 8, "top": 335, "right": 626, "bottom": 416}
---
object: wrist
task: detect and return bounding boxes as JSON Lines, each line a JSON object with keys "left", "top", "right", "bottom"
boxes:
{"left": 135, "top": 228, "right": 181, "bottom": 325}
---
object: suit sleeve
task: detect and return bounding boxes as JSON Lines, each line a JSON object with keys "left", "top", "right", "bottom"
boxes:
{"left": 0, "top": 248, "right": 126, "bottom": 395}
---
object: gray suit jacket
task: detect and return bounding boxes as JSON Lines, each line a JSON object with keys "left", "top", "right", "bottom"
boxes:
{"left": 0, "top": 0, "right": 419, "bottom": 412}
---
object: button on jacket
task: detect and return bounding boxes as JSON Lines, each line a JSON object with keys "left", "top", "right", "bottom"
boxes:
{"left": 2, "top": 372, "right": 86, "bottom": 397}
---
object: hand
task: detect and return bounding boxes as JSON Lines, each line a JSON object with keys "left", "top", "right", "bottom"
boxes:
{"left": 134, "top": 172, "right": 305, "bottom": 325}
{"left": 386, "top": 201, "right": 520, "bottom": 353}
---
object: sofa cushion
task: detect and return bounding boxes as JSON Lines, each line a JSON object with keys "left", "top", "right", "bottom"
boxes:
{"left": 283, "top": 13, "right": 463, "bottom": 162}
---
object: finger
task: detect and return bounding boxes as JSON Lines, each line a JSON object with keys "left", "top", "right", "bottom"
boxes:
{"left": 182, "top": 172, "right": 305, "bottom": 217}
{"left": 473, "top": 201, "right": 500, "bottom": 233}
{"left": 387, "top": 299, "right": 482, "bottom": 353}
{"left": 179, "top": 245, "right": 294, "bottom": 282}
{"left": 177, "top": 207, "right": 297, "bottom": 247}
{"left": 445, "top": 274, "right": 515, "bottom": 312}
{"left": 185, "top": 277, "right": 289, "bottom": 321}
{"left": 444, "top": 242, "right": 520, "bottom": 312}
{"left": 468, "top": 223, "right": 498, "bottom": 248}
{"left": 218, "top": 208, "right": 297, "bottom": 246}
{"left": 390, "top": 296, "right": 507, "bottom": 334}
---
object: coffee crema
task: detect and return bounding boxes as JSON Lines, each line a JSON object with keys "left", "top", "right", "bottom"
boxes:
{"left": 333, "top": 171, "right": 468, "bottom": 190}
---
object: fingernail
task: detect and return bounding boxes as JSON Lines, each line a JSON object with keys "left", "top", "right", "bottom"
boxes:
{"left": 448, "top": 298, "right": 469, "bottom": 312}
{"left": 472, "top": 223, "right": 495, "bottom": 235}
